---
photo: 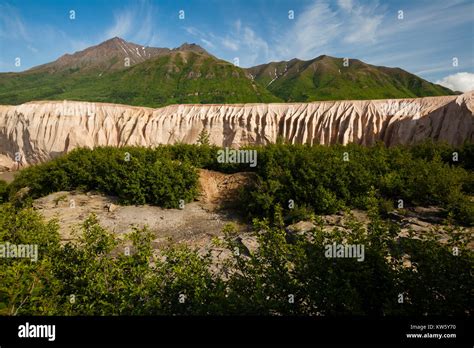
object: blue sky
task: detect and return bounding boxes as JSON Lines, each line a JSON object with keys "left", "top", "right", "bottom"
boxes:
{"left": 0, "top": 0, "right": 473, "bottom": 91}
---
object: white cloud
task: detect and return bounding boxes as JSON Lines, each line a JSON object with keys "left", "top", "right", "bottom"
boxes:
{"left": 344, "top": 15, "right": 381, "bottom": 44}
{"left": 415, "top": 65, "right": 456, "bottom": 76}
{"left": 27, "top": 45, "right": 38, "bottom": 53}
{"left": 220, "top": 20, "right": 272, "bottom": 65}
{"left": 343, "top": 2, "right": 383, "bottom": 44}
{"left": 200, "top": 38, "right": 215, "bottom": 49}
{"left": 242, "top": 27, "right": 269, "bottom": 64}
{"left": 221, "top": 37, "right": 239, "bottom": 51}
{"left": 338, "top": 0, "right": 354, "bottom": 12}
{"left": 180, "top": 1, "right": 385, "bottom": 67}
{"left": 185, "top": 27, "right": 201, "bottom": 36}
{"left": 134, "top": 11, "right": 155, "bottom": 44}
{"left": 275, "top": 0, "right": 383, "bottom": 60}
{"left": 436, "top": 72, "right": 474, "bottom": 92}
{"left": 185, "top": 20, "right": 270, "bottom": 66}
{"left": 184, "top": 26, "right": 217, "bottom": 50}
{"left": 278, "top": 2, "right": 341, "bottom": 59}
{"left": 0, "top": 4, "right": 29, "bottom": 40}
{"left": 105, "top": 11, "right": 133, "bottom": 39}
{"left": 0, "top": 4, "right": 96, "bottom": 71}
{"left": 378, "top": 0, "right": 473, "bottom": 38}
{"left": 234, "top": 19, "right": 242, "bottom": 33}
{"left": 103, "top": 1, "right": 161, "bottom": 46}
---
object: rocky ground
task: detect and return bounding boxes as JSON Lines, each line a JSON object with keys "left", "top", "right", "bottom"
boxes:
{"left": 27, "top": 169, "right": 472, "bottom": 257}
{"left": 31, "top": 169, "right": 253, "bottom": 249}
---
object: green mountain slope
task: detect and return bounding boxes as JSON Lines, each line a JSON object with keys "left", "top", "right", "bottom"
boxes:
{"left": 0, "top": 38, "right": 455, "bottom": 107}
{"left": 0, "top": 39, "right": 280, "bottom": 107}
{"left": 245, "top": 55, "right": 455, "bottom": 101}
{"left": 57, "top": 50, "right": 280, "bottom": 106}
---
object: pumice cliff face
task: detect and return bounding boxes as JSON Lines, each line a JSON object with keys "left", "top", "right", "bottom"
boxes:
{"left": 0, "top": 92, "right": 472, "bottom": 169}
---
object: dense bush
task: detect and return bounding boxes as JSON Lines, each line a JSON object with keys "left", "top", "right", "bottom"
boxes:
{"left": 225, "top": 207, "right": 473, "bottom": 315}
{"left": 8, "top": 147, "right": 199, "bottom": 208}
{"left": 0, "top": 205, "right": 471, "bottom": 315}
{"left": 1, "top": 141, "right": 472, "bottom": 316}
{"left": 0, "top": 180, "right": 8, "bottom": 203}
{"left": 242, "top": 143, "right": 473, "bottom": 225}
{"left": 0, "top": 204, "right": 60, "bottom": 315}
{"left": 408, "top": 140, "right": 474, "bottom": 170}
{"left": 5, "top": 141, "right": 474, "bottom": 224}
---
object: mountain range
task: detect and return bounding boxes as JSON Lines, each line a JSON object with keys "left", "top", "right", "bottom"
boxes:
{"left": 0, "top": 37, "right": 456, "bottom": 107}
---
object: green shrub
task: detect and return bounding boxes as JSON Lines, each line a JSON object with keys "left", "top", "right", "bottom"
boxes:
{"left": 0, "top": 180, "right": 8, "bottom": 203}
{"left": 0, "top": 204, "right": 471, "bottom": 315}
{"left": 8, "top": 147, "right": 199, "bottom": 208}
{"left": 240, "top": 143, "right": 472, "bottom": 225}
{"left": 6, "top": 142, "right": 474, "bottom": 225}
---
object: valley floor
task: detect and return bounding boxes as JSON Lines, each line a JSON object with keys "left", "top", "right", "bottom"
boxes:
{"left": 28, "top": 169, "right": 474, "bottom": 254}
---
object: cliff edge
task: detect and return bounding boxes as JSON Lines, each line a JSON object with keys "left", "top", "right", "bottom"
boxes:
{"left": 0, "top": 92, "right": 472, "bottom": 169}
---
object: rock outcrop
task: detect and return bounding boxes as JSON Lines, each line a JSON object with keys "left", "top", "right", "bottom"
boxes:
{"left": 0, "top": 92, "right": 472, "bottom": 169}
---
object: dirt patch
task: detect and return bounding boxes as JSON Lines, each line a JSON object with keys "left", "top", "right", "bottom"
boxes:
{"left": 33, "top": 191, "right": 249, "bottom": 248}
{"left": 0, "top": 171, "right": 15, "bottom": 183}
{"left": 197, "top": 169, "right": 256, "bottom": 211}
{"left": 32, "top": 169, "right": 255, "bottom": 248}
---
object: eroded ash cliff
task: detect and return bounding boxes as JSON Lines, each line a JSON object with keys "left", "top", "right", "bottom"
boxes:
{"left": 0, "top": 92, "right": 472, "bottom": 169}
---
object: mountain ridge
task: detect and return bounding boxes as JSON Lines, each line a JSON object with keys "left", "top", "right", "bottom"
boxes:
{"left": 245, "top": 55, "right": 455, "bottom": 101}
{"left": 0, "top": 37, "right": 457, "bottom": 107}
{"left": 28, "top": 37, "right": 171, "bottom": 73}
